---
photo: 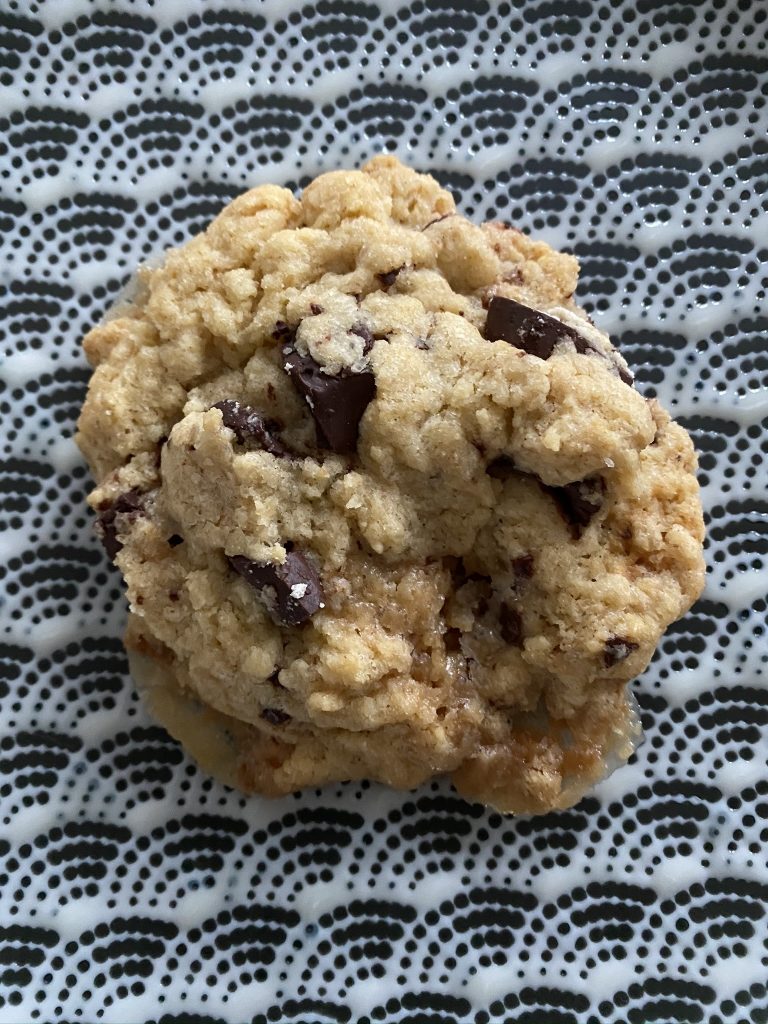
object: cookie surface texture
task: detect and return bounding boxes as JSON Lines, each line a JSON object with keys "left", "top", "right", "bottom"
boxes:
{"left": 76, "top": 156, "right": 705, "bottom": 814}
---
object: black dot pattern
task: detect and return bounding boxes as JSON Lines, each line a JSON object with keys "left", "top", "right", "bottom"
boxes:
{"left": 1, "top": 2, "right": 767, "bottom": 1020}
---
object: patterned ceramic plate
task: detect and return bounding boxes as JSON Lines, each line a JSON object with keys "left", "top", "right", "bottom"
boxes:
{"left": 1, "top": 1, "right": 767, "bottom": 1021}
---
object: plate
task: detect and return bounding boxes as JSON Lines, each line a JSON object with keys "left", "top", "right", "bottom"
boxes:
{"left": 1, "top": 2, "right": 766, "bottom": 1021}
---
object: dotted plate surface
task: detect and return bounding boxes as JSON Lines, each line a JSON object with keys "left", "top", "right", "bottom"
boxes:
{"left": 1, "top": 2, "right": 767, "bottom": 1022}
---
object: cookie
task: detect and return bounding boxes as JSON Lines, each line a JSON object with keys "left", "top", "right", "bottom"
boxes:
{"left": 76, "top": 156, "right": 705, "bottom": 814}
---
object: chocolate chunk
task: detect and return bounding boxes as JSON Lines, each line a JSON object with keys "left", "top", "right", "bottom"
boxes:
{"left": 167, "top": 534, "right": 184, "bottom": 548}
{"left": 484, "top": 295, "right": 589, "bottom": 359}
{"left": 511, "top": 554, "right": 534, "bottom": 581}
{"left": 228, "top": 548, "right": 323, "bottom": 627}
{"left": 484, "top": 296, "right": 634, "bottom": 385}
{"left": 349, "top": 322, "right": 374, "bottom": 355}
{"left": 310, "top": 303, "right": 323, "bottom": 315}
{"left": 377, "top": 267, "right": 403, "bottom": 289}
{"left": 283, "top": 345, "right": 376, "bottom": 454}
{"left": 499, "top": 603, "right": 523, "bottom": 647}
{"left": 604, "top": 636, "right": 639, "bottom": 667}
{"left": 486, "top": 456, "right": 517, "bottom": 480}
{"left": 261, "top": 707, "right": 291, "bottom": 726}
{"left": 488, "top": 458, "right": 604, "bottom": 536}
{"left": 95, "top": 489, "right": 146, "bottom": 561}
{"left": 272, "top": 320, "right": 294, "bottom": 341}
{"left": 212, "top": 400, "right": 288, "bottom": 458}
{"left": 542, "top": 476, "right": 606, "bottom": 537}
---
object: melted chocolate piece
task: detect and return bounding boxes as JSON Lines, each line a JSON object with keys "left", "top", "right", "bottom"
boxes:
{"left": 283, "top": 345, "right": 376, "bottom": 454}
{"left": 377, "top": 267, "right": 403, "bottom": 289}
{"left": 310, "top": 303, "right": 323, "bottom": 315}
{"left": 349, "top": 322, "right": 374, "bottom": 355}
{"left": 487, "top": 456, "right": 605, "bottom": 537}
{"left": 499, "top": 603, "right": 523, "bottom": 647}
{"left": 272, "top": 320, "right": 294, "bottom": 341}
{"left": 261, "top": 707, "right": 291, "bottom": 725}
{"left": 604, "top": 636, "right": 639, "bottom": 667}
{"left": 484, "top": 296, "right": 634, "bottom": 384}
{"left": 542, "top": 476, "right": 606, "bottom": 537}
{"left": 95, "top": 489, "right": 146, "bottom": 561}
{"left": 228, "top": 548, "right": 323, "bottom": 627}
{"left": 212, "top": 400, "right": 288, "bottom": 458}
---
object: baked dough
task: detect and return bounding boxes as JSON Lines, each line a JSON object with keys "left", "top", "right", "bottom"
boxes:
{"left": 76, "top": 157, "right": 705, "bottom": 813}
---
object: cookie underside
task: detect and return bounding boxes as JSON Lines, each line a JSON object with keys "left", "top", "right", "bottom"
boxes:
{"left": 129, "top": 649, "right": 642, "bottom": 814}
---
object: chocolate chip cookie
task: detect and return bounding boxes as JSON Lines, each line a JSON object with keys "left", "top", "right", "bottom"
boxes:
{"left": 76, "top": 156, "right": 705, "bottom": 814}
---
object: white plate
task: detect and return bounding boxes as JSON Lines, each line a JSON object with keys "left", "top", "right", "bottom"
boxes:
{"left": 1, "top": 2, "right": 766, "bottom": 1021}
